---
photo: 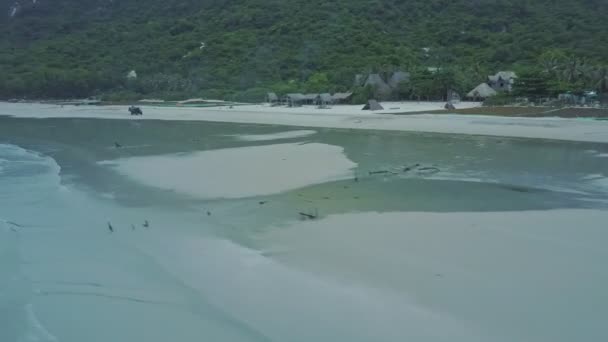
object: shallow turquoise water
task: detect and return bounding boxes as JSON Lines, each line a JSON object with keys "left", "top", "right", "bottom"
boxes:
{"left": 1, "top": 116, "right": 608, "bottom": 342}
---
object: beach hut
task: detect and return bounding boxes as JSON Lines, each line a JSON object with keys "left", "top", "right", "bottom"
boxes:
{"left": 488, "top": 71, "right": 517, "bottom": 92}
{"left": 315, "top": 93, "right": 333, "bottom": 108}
{"left": 266, "top": 92, "right": 279, "bottom": 105}
{"left": 362, "top": 100, "right": 384, "bottom": 111}
{"left": 332, "top": 92, "right": 353, "bottom": 104}
{"left": 284, "top": 93, "right": 306, "bottom": 107}
{"left": 364, "top": 74, "right": 392, "bottom": 100}
{"left": 388, "top": 71, "right": 411, "bottom": 88}
{"left": 354, "top": 74, "right": 367, "bottom": 87}
{"left": 467, "top": 83, "right": 497, "bottom": 100}
{"left": 302, "top": 94, "right": 318, "bottom": 105}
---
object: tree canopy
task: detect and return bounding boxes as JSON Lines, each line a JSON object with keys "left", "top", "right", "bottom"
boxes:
{"left": 0, "top": 0, "right": 607, "bottom": 100}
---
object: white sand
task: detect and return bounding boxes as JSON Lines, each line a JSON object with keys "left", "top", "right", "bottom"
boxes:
{"left": 3, "top": 102, "right": 608, "bottom": 143}
{"left": 100, "top": 142, "right": 356, "bottom": 199}
{"left": 261, "top": 210, "right": 608, "bottom": 282}
{"left": 257, "top": 209, "right": 608, "bottom": 340}
{"left": 229, "top": 130, "right": 316, "bottom": 141}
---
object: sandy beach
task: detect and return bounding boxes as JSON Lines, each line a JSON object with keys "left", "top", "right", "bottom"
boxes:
{"left": 256, "top": 209, "right": 608, "bottom": 341}
{"left": 100, "top": 142, "right": 356, "bottom": 199}
{"left": 3, "top": 102, "right": 608, "bottom": 143}
{"left": 2, "top": 109, "right": 608, "bottom": 342}
{"left": 229, "top": 130, "right": 317, "bottom": 141}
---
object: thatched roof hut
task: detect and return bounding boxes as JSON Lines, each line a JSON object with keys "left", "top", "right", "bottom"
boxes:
{"left": 284, "top": 93, "right": 306, "bottom": 107}
{"left": 388, "top": 71, "right": 411, "bottom": 88}
{"left": 364, "top": 74, "right": 392, "bottom": 99}
{"left": 354, "top": 74, "right": 367, "bottom": 87}
{"left": 488, "top": 71, "right": 517, "bottom": 82}
{"left": 488, "top": 71, "right": 517, "bottom": 92}
{"left": 467, "top": 83, "right": 497, "bottom": 99}
{"left": 316, "top": 93, "right": 333, "bottom": 108}
{"left": 332, "top": 92, "right": 353, "bottom": 103}
{"left": 302, "top": 94, "right": 319, "bottom": 104}
{"left": 266, "top": 92, "right": 279, "bottom": 103}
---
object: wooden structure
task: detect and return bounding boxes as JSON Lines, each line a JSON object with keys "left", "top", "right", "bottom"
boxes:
{"left": 284, "top": 93, "right": 306, "bottom": 107}
{"left": 488, "top": 71, "right": 517, "bottom": 92}
{"left": 332, "top": 92, "right": 353, "bottom": 104}
{"left": 315, "top": 93, "right": 333, "bottom": 108}
{"left": 364, "top": 74, "right": 392, "bottom": 100}
{"left": 266, "top": 92, "right": 279, "bottom": 105}
{"left": 466, "top": 83, "right": 497, "bottom": 100}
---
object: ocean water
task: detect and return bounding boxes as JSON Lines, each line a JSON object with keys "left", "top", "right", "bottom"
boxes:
{"left": 1, "top": 115, "right": 608, "bottom": 342}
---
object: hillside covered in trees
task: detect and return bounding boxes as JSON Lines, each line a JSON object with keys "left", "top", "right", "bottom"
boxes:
{"left": 1, "top": 0, "right": 607, "bottom": 101}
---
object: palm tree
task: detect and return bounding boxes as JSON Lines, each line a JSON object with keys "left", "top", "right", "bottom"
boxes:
{"left": 561, "top": 57, "right": 587, "bottom": 84}
{"left": 538, "top": 49, "right": 566, "bottom": 77}
{"left": 592, "top": 65, "right": 608, "bottom": 94}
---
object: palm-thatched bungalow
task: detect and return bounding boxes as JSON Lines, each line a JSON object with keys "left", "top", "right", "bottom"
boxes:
{"left": 364, "top": 74, "right": 392, "bottom": 100}
{"left": 266, "top": 92, "right": 279, "bottom": 105}
{"left": 488, "top": 71, "right": 517, "bottom": 92}
{"left": 388, "top": 71, "right": 411, "bottom": 88}
{"left": 332, "top": 92, "right": 353, "bottom": 104}
{"left": 467, "top": 83, "right": 497, "bottom": 100}
{"left": 315, "top": 93, "right": 333, "bottom": 108}
{"left": 354, "top": 74, "right": 367, "bottom": 87}
{"left": 302, "top": 94, "right": 319, "bottom": 105}
{"left": 284, "top": 93, "right": 306, "bottom": 107}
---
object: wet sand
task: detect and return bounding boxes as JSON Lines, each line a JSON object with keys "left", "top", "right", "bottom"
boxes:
{"left": 100, "top": 142, "right": 356, "bottom": 199}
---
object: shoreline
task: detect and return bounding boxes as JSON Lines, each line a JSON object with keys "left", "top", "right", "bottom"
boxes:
{"left": 2, "top": 102, "right": 608, "bottom": 143}
{"left": 401, "top": 105, "right": 608, "bottom": 118}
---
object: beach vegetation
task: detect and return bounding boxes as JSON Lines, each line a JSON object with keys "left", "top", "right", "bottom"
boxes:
{"left": 1, "top": 0, "right": 606, "bottom": 101}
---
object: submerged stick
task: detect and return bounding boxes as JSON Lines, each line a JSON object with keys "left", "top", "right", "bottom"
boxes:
{"left": 403, "top": 163, "right": 421, "bottom": 172}
{"left": 369, "top": 170, "right": 390, "bottom": 175}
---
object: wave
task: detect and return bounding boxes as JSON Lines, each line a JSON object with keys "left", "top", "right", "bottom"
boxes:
{"left": 0, "top": 144, "right": 61, "bottom": 178}
{"left": 0, "top": 144, "right": 61, "bottom": 187}
{"left": 0, "top": 144, "right": 65, "bottom": 212}
{"left": 24, "top": 304, "right": 59, "bottom": 342}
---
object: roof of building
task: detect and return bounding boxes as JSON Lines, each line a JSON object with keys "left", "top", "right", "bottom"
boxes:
{"left": 488, "top": 71, "right": 518, "bottom": 83}
{"left": 388, "top": 71, "right": 411, "bottom": 88}
{"left": 467, "top": 83, "right": 498, "bottom": 98}
{"left": 354, "top": 74, "right": 367, "bottom": 86}
{"left": 364, "top": 74, "right": 392, "bottom": 98}
{"left": 365, "top": 74, "right": 389, "bottom": 87}
{"left": 317, "top": 93, "right": 333, "bottom": 102}
{"left": 285, "top": 93, "right": 306, "bottom": 101}
{"left": 332, "top": 92, "right": 353, "bottom": 100}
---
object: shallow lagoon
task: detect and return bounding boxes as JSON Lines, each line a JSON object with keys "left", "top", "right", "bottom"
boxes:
{"left": 1, "top": 115, "right": 608, "bottom": 342}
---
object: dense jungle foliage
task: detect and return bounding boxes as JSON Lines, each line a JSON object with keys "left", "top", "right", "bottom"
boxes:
{"left": 1, "top": 0, "right": 607, "bottom": 101}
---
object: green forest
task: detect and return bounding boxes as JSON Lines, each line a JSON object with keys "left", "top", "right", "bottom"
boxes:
{"left": 1, "top": 0, "right": 607, "bottom": 101}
